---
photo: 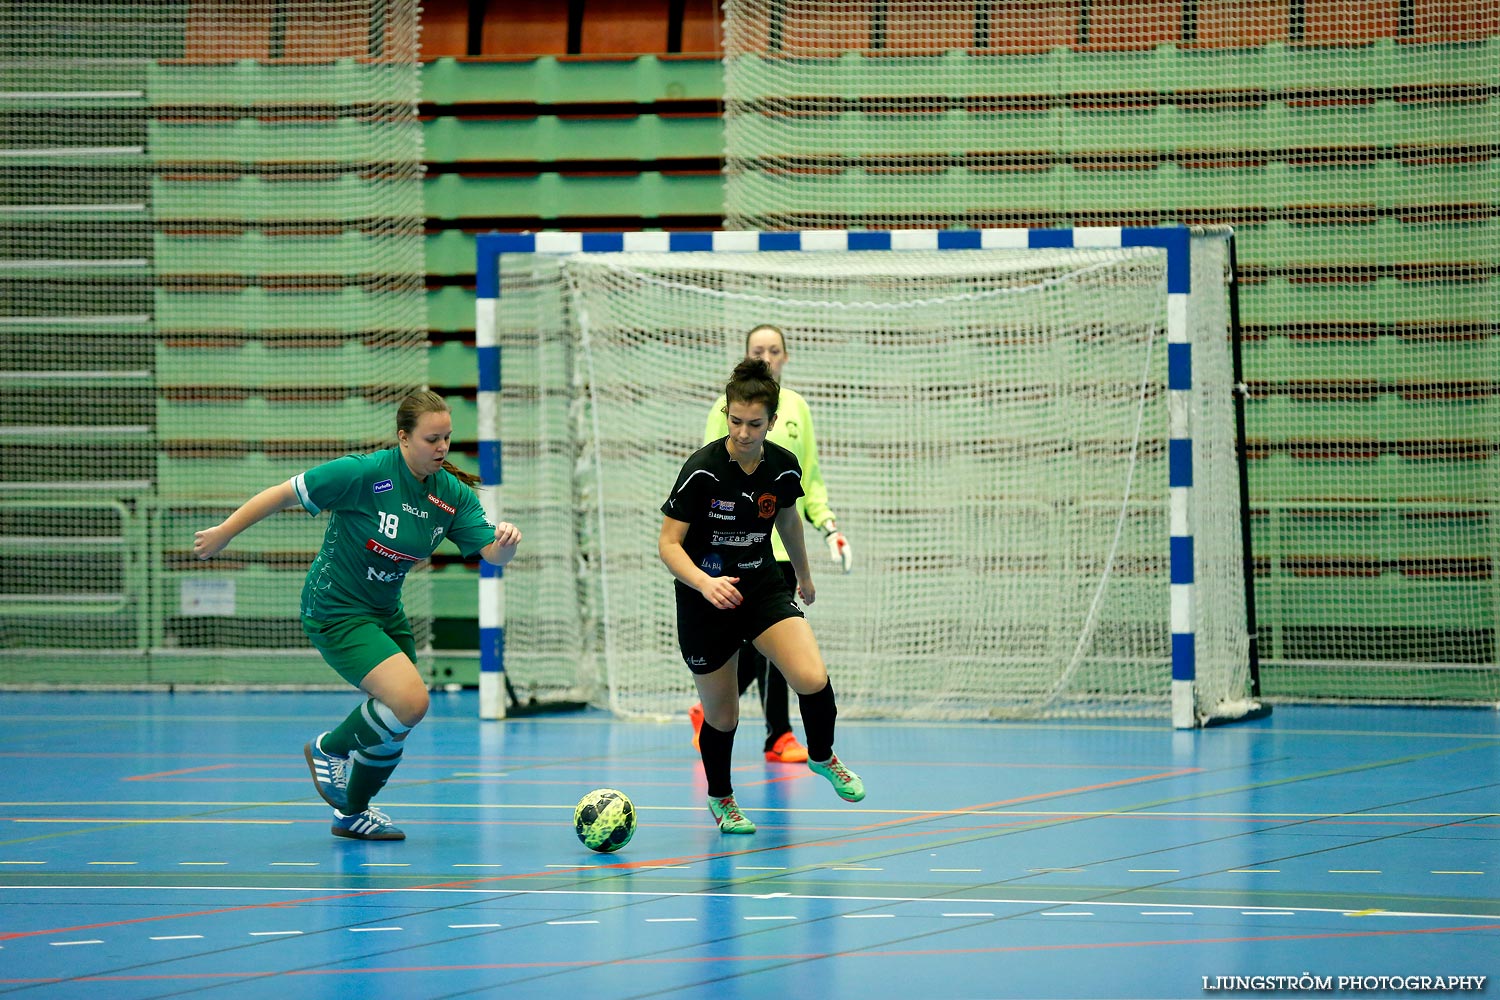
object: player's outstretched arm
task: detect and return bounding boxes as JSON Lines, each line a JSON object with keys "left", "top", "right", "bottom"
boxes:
{"left": 480, "top": 521, "right": 522, "bottom": 566}
{"left": 193, "top": 481, "right": 300, "bottom": 560}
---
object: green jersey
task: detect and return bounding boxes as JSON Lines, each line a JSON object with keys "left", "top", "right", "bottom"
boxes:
{"left": 705, "top": 385, "right": 834, "bottom": 563}
{"left": 292, "top": 447, "right": 494, "bottom": 619}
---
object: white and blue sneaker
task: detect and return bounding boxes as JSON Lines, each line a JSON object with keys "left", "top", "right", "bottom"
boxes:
{"left": 331, "top": 806, "right": 405, "bottom": 841}
{"left": 303, "top": 734, "right": 349, "bottom": 811}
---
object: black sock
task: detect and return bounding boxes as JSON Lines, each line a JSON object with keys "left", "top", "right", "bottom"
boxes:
{"left": 797, "top": 680, "right": 837, "bottom": 762}
{"left": 759, "top": 662, "right": 792, "bottom": 750}
{"left": 698, "top": 719, "right": 737, "bottom": 799}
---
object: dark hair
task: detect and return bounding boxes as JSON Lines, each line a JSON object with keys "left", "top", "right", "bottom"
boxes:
{"left": 725, "top": 357, "right": 779, "bottom": 417}
{"left": 396, "top": 389, "right": 482, "bottom": 487}
{"left": 744, "top": 323, "right": 786, "bottom": 354}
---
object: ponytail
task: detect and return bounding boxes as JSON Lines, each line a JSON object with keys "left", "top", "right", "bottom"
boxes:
{"left": 442, "top": 458, "right": 482, "bottom": 488}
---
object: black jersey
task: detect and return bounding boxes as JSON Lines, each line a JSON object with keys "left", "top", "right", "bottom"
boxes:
{"left": 661, "top": 437, "right": 804, "bottom": 583}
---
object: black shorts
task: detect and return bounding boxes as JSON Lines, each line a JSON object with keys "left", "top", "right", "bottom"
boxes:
{"left": 675, "top": 570, "right": 805, "bottom": 675}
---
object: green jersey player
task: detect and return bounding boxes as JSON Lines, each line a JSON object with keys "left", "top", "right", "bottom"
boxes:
{"left": 194, "top": 390, "right": 521, "bottom": 840}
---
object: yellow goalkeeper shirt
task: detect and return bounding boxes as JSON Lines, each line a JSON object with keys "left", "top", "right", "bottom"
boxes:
{"left": 704, "top": 386, "right": 834, "bottom": 564}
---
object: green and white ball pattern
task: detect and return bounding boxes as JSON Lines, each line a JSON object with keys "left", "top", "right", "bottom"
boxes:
{"left": 573, "top": 787, "right": 636, "bottom": 853}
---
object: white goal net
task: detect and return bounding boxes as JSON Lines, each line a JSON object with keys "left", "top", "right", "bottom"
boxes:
{"left": 486, "top": 232, "right": 1252, "bottom": 722}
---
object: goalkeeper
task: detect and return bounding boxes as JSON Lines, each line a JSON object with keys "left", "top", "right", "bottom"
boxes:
{"left": 193, "top": 390, "right": 521, "bottom": 841}
{"left": 687, "top": 324, "right": 852, "bottom": 764}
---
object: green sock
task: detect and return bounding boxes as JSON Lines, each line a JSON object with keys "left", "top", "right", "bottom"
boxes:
{"left": 322, "top": 698, "right": 412, "bottom": 813}
{"left": 322, "top": 698, "right": 408, "bottom": 757}
{"left": 323, "top": 701, "right": 380, "bottom": 757}
{"left": 344, "top": 748, "right": 402, "bottom": 814}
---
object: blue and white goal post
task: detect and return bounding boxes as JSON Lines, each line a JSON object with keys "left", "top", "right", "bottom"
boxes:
{"left": 475, "top": 227, "right": 1263, "bottom": 728}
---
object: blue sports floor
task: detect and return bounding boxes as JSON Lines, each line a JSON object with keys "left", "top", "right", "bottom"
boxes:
{"left": 0, "top": 692, "right": 1495, "bottom": 999}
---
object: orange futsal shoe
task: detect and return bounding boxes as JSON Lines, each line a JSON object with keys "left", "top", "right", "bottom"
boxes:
{"left": 689, "top": 702, "right": 704, "bottom": 750}
{"left": 765, "top": 731, "right": 809, "bottom": 763}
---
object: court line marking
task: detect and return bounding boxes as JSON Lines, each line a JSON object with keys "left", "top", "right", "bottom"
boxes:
{"left": 849, "top": 767, "right": 1206, "bottom": 832}
{"left": 148, "top": 935, "right": 202, "bottom": 941}
{"left": 12, "top": 819, "right": 294, "bottom": 826}
{"left": 3, "top": 755, "right": 1493, "bottom": 951}
{"left": 2, "top": 799, "right": 1494, "bottom": 821}
{"left": 7, "top": 921, "right": 1499, "bottom": 986}
{"left": 4, "top": 884, "right": 1498, "bottom": 923}
{"left": 123, "top": 764, "right": 234, "bottom": 782}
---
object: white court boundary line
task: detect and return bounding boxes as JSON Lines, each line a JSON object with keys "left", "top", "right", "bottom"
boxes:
{"left": 1, "top": 885, "right": 1496, "bottom": 923}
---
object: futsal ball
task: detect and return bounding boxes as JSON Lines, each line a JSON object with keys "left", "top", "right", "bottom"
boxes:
{"left": 574, "top": 787, "right": 636, "bottom": 853}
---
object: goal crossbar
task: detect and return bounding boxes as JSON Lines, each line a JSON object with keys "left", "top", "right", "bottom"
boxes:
{"left": 475, "top": 227, "right": 1258, "bottom": 728}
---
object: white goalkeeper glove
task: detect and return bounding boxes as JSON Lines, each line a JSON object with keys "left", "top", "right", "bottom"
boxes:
{"left": 821, "top": 520, "right": 852, "bottom": 574}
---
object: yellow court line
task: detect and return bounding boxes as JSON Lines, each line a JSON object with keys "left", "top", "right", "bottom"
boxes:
{"left": 1, "top": 800, "right": 1496, "bottom": 820}
{"left": 14, "top": 819, "right": 294, "bottom": 826}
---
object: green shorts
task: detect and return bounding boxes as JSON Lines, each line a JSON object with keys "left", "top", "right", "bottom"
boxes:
{"left": 302, "top": 610, "right": 416, "bottom": 686}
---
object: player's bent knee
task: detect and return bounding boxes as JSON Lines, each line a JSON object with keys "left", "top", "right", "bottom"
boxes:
{"left": 362, "top": 655, "right": 430, "bottom": 727}
{"left": 703, "top": 706, "right": 740, "bottom": 732}
{"left": 393, "top": 687, "right": 429, "bottom": 727}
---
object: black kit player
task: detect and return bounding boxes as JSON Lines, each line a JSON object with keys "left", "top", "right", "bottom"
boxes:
{"left": 658, "top": 357, "right": 865, "bottom": 834}
{"left": 194, "top": 390, "right": 521, "bottom": 840}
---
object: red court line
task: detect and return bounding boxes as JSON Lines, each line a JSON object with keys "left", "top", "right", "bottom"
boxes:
{"left": 4, "top": 922, "right": 1497, "bottom": 984}
{"left": 123, "top": 764, "right": 236, "bottom": 781}
{"left": 851, "top": 767, "right": 1203, "bottom": 831}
